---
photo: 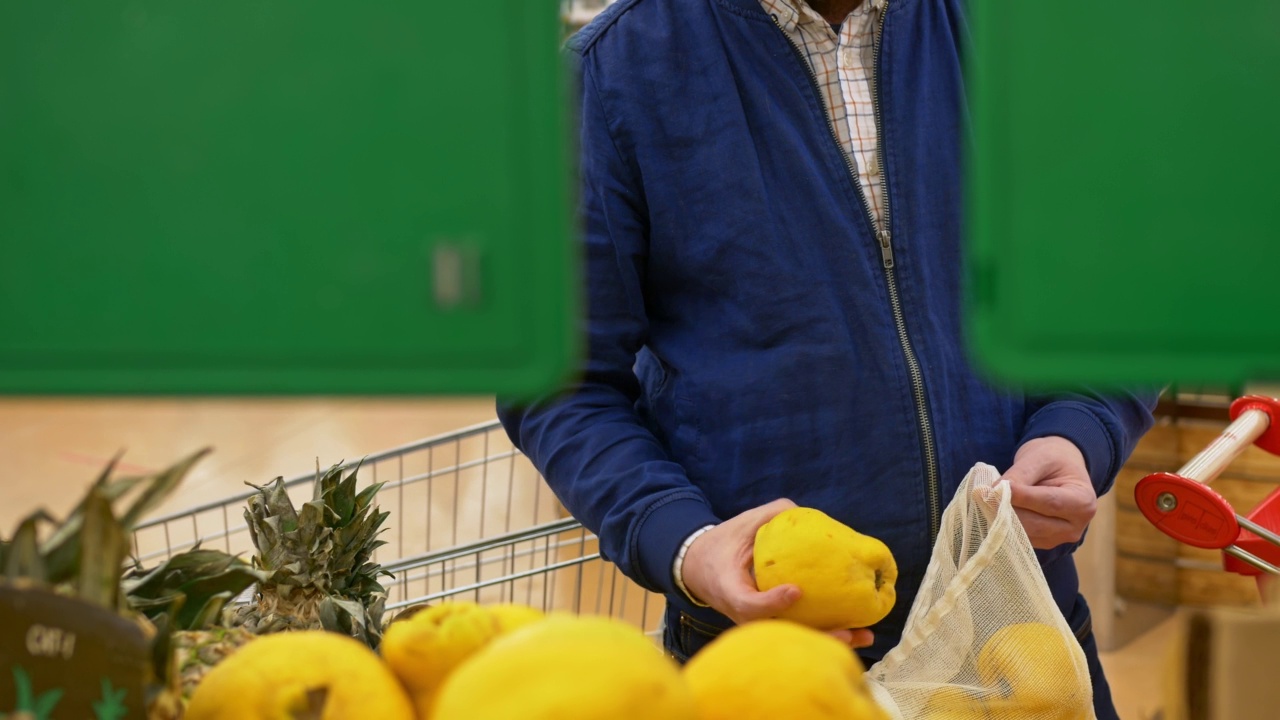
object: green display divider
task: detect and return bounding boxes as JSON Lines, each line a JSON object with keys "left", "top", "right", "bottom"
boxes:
{"left": 967, "top": 0, "right": 1280, "bottom": 389}
{"left": 0, "top": 1, "right": 576, "bottom": 397}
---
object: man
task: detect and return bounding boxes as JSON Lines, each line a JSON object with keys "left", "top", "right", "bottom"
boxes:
{"left": 499, "top": 0, "right": 1156, "bottom": 717}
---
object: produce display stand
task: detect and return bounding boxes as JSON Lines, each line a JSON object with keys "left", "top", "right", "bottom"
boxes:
{"left": 131, "top": 421, "right": 665, "bottom": 637}
{"left": 1135, "top": 396, "right": 1280, "bottom": 599}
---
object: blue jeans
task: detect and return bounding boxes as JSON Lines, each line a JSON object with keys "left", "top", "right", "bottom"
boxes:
{"left": 662, "top": 593, "right": 1118, "bottom": 720}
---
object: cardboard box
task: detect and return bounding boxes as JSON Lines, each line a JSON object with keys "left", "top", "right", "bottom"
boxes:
{"left": 1160, "top": 580, "right": 1280, "bottom": 720}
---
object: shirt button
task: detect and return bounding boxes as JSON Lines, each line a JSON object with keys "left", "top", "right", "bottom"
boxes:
{"left": 841, "top": 48, "right": 856, "bottom": 66}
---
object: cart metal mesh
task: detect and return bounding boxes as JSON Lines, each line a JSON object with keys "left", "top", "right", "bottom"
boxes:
{"left": 131, "top": 420, "right": 666, "bottom": 638}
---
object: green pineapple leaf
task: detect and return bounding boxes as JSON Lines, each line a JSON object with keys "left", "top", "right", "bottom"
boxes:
{"left": 123, "top": 546, "right": 267, "bottom": 629}
{"left": 39, "top": 451, "right": 130, "bottom": 572}
{"left": 296, "top": 501, "right": 327, "bottom": 550}
{"left": 149, "top": 612, "right": 176, "bottom": 687}
{"left": 176, "top": 564, "right": 266, "bottom": 603}
{"left": 319, "top": 596, "right": 377, "bottom": 647}
{"left": 78, "top": 487, "right": 127, "bottom": 609}
{"left": 126, "top": 591, "right": 186, "bottom": 621}
{"left": 352, "top": 482, "right": 385, "bottom": 516}
{"left": 4, "top": 512, "right": 54, "bottom": 583}
{"left": 120, "top": 448, "right": 212, "bottom": 528}
{"left": 122, "top": 548, "right": 235, "bottom": 599}
{"left": 312, "top": 461, "right": 345, "bottom": 504}
{"left": 92, "top": 678, "right": 128, "bottom": 720}
{"left": 245, "top": 510, "right": 279, "bottom": 570}
{"left": 264, "top": 478, "right": 299, "bottom": 522}
{"left": 186, "top": 591, "right": 234, "bottom": 630}
{"left": 326, "top": 460, "right": 365, "bottom": 524}
{"left": 43, "top": 449, "right": 210, "bottom": 584}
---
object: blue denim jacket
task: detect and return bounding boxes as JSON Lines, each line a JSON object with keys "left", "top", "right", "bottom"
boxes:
{"left": 499, "top": 0, "right": 1156, "bottom": 659}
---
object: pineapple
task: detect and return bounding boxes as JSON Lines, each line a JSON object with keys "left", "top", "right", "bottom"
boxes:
{"left": 229, "top": 460, "right": 392, "bottom": 649}
{"left": 122, "top": 545, "right": 268, "bottom": 700}
{"left": 169, "top": 625, "right": 257, "bottom": 700}
{"left": 1, "top": 450, "right": 212, "bottom": 720}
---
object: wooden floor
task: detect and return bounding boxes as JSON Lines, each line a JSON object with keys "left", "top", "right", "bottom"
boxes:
{"left": 0, "top": 397, "right": 498, "bottom": 530}
{"left": 0, "top": 397, "right": 1173, "bottom": 718}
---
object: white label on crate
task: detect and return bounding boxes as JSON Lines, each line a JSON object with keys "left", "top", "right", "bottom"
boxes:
{"left": 26, "top": 624, "right": 76, "bottom": 660}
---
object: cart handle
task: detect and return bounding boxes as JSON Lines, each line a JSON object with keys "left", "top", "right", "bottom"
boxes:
{"left": 1133, "top": 395, "right": 1280, "bottom": 578}
{"left": 1176, "top": 395, "right": 1280, "bottom": 485}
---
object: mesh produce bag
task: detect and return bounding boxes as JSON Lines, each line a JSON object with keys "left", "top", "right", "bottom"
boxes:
{"left": 865, "top": 463, "right": 1095, "bottom": 720}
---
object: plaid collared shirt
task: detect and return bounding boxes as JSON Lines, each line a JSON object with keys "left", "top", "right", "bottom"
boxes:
{"left": 759, "top": 0, "right": 886, "bottom": 229}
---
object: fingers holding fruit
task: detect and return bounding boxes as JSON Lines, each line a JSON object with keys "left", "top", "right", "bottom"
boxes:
{"left": 682, "top": 501, "right": 896, "bottom": 653}
{"left": 828, "top": 628, "right": 876, "bottom": 650}
{"left": 680, "top": 498, "right": 804, "bottom": 625}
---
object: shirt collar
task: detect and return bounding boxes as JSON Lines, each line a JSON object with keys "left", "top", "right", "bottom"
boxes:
{"left": 759, "top": 0, "right": 884, "bottom": 34}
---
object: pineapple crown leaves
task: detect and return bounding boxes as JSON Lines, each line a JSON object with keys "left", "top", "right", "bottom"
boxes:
{"left": 318, "top": 594, "right": 387, "bottom": 650}
{"left": 122, "top": 546, "right": 269, "bottom": 631}
{"left": 242, "top": 459, "right": 392, "bottom": 598}
{"left": 5, "top": 448, "right": 213, "bottom": 591}
{"left": 3, "top": 510, "right": 56, "bottom": 584}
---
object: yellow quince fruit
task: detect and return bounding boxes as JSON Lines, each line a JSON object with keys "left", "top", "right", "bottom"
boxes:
{"left": 754, "top": 507, "right": 897, "bottom": 630}
{"left": 432, "top": 614, "right": 696, "bottom": 720}
{"left": 487, "top": 603, "right": 546, "bottom": 634}
{"left": 976, "top": 622, "right": 1090, "bottom": 719}
{"left": 380, "top": 601, "right": 502, "bottom": 718}
{"left": 683, "top": 620, "right": 890, "bottom": 720}
{"left": 185, "top": 631, "right": 414, "bottom": 720}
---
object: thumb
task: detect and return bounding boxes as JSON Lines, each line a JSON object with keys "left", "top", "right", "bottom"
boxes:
{"left": 1001, "top": 457, "right": 1043, "bottom": 488}
{"left": 744, "top": 498, "right": 799, "bottom": 531}
{"left": 1009, "top": 480, "right": 1091, "bottom": 518}
{"left": 758, "top": 498, "right": 799, "bottom": 518}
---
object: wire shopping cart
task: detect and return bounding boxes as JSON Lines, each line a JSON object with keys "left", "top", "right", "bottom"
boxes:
{"left": 130, "top": 420, "right": 667, "bottom": 638}
{"left": 1135, "top": 396, "right": 1280, "bottom": 600}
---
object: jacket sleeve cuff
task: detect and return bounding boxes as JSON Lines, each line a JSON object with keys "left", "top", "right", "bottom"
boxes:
{"left": 633, "top": 495, "right": 722, "bottom": 597}
{"left": 1020, "top": 403, "right": 1118, "bottom": 496}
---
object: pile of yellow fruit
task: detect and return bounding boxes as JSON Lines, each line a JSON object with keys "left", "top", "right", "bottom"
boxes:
{"left": 181, "top": 506, "right": 1085, "bottom": 720}
{"left": 182, "top": 600, "right": 890, "bottom": 720}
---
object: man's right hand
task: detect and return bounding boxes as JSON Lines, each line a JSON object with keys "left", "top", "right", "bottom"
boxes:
{"left": 680, "top": 498, "right": 874, "bottom": 649}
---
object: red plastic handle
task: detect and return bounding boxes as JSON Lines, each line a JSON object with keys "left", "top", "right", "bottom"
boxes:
{"left": 1230, "top": 395, "right": 1280, "bottom": 456}
{"left": 1134, "top": 472, "right": 1240, "bottom": 549}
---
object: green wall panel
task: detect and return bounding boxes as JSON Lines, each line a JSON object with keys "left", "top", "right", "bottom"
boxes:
{"left": 0, "top": 1, "right": 575, "bottom": 397}
{"left": 968, "top": 0, "right": 1280, "bottom": 389}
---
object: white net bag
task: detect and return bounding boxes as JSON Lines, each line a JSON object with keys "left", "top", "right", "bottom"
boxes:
{"left": 866, "top": 463, "right": 1094, "bottom": 720}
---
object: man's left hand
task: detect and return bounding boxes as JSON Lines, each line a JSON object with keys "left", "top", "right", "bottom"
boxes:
{"left": 1002, "top": 436, "right": 1098, "bottom": 550}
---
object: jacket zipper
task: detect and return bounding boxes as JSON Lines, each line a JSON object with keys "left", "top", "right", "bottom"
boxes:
{"left": 770, "top": 2, "right": 942, "bottom": 541}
